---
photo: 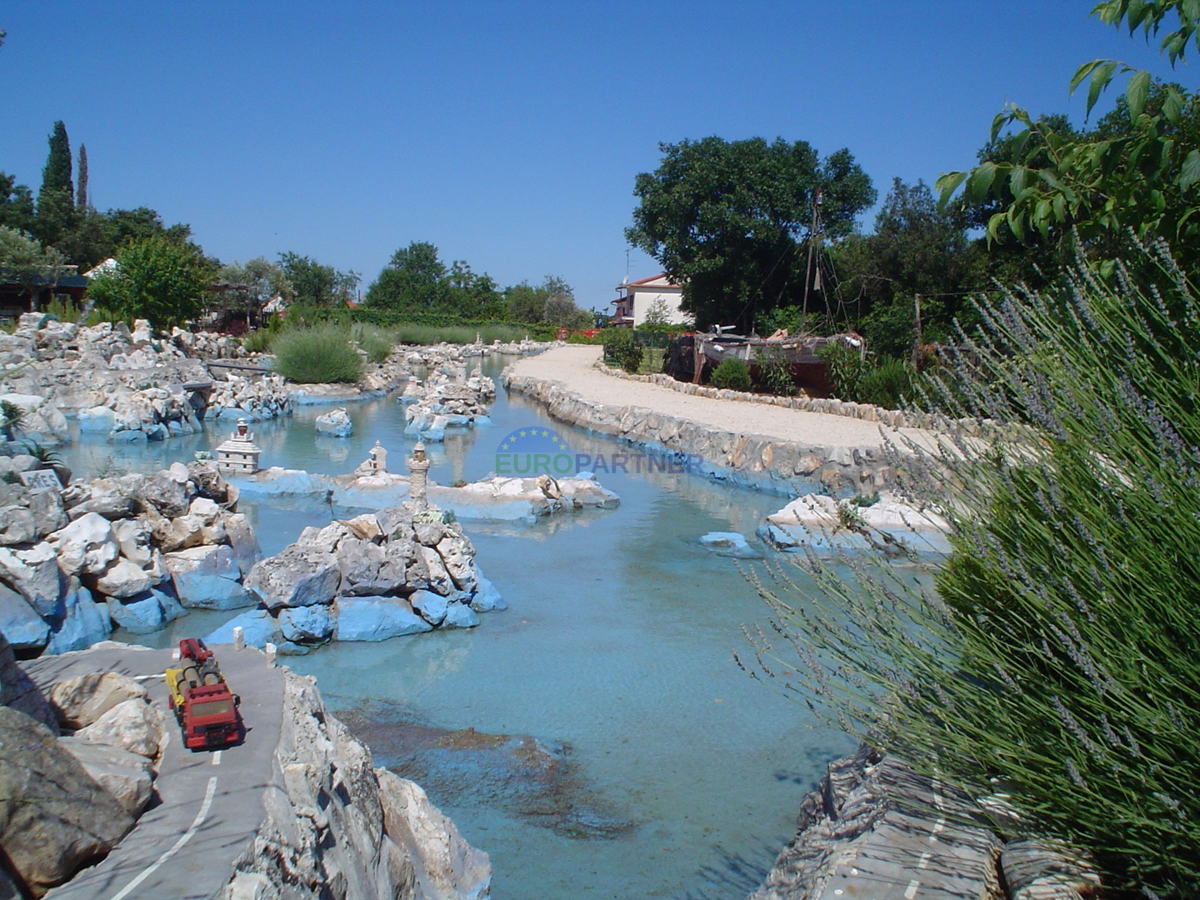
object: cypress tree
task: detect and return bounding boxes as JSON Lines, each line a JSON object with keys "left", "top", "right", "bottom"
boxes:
{"left": 39, "top": 121, "right": 73, "bottom": 209}
{"left": 76, "top": 143, "right": 88, "bottom": 209}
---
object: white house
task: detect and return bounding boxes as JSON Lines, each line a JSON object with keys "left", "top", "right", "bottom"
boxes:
{"left": 611, "top": 274, "right": 693, "bottom": 327}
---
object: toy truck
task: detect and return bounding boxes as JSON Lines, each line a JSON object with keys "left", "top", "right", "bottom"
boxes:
{"left": 165, "top": 638, "right": 241, "bottom": 750}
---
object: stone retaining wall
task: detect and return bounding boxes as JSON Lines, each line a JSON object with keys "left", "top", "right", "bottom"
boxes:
{"left": 502, "top": 370, "right": 900, "bottom": 493}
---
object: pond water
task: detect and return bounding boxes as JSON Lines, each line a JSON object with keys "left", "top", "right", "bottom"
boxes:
{"left": 60, "top": 356, "right": 852, "bottom": 900}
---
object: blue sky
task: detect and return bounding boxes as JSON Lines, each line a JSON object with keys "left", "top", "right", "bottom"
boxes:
{"left": 0, "top": 2, "right": 1188, "bottom": 311}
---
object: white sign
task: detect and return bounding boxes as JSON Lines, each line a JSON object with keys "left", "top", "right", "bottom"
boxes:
{"left": 19, "top": 468, "right": 63, "bottom": 491}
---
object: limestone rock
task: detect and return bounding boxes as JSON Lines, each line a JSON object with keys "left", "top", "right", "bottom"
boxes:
{"left": 278, "top": 604, "right": 335, "bottom": 643}
{"left": 0, "top": 583, "right": 50, "bottom": 650}
{"left": 57, "top": 736, "right": 154, "bottom": 817}
{"left": 105, "top": 590, "right": 166, "bottom": 634}
{"left": 469, "top": 571, "right": 506, "bottom": 613}
{"left": 409, "top": 589, "right": 449, "bottom": 626}
{"left": 0, "top": 543, "right": 62, "bottom": 617}
{"left": 378, "top": 770, "right": 492, "bottom": 900}
{"left": 46, "top": 512, "right": 120, "bottom": 576}
{"left": 0, "top": 706, "right": 135, "bottom": 896}
{"left": 44, "top": 580, "right": 112, "bottom": 654}
{"left": 164, "top": 544, "right": 253, "bottom": 610}
{"left": 92, "top": 556, "right": 153, "bottom": 599}
{"left": 315, "top": 407, "right": 353, "bottom": 437}
{"left": 0, "top": 505, "right": 37, "bottom": 545}
{"left": 335, "top": 597, "right": 433, "bottom": 641}
{"left": 337, "top": 537, "right": 410, "bottom": 597}
{"left": 441, "top": 602, "right": 480, "bottom": 630}
{"left": 223, "top": 512, "right": 262, "bottom": 577}
{"left": 418, "top": 546, "right": 455, "bottom": 595}
{"left": 0, "top": 632, "right": 57, "bottom": 730}
{"left": 436, "top": 533, "right": 477, "bottom": 592}
{"left": 75, "top": 697, "right": 164, "bottom": 760}
{"left": 49, "top": 672, "right": 150, "bottom": 730}
{"left": 245, "top": 545, "right": 341, "bottom": 610}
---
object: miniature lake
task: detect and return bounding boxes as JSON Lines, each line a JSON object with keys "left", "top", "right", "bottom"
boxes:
{"left": 59, "top": 356, "right": 851, "bottom": 900}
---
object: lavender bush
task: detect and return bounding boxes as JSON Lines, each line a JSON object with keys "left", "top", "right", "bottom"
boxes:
{"left": 742, "top": 239, "right": 1200, "bottom": 897}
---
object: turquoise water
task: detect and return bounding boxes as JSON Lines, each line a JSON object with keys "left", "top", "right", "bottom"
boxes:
{"left": 62, "top": 358, "right": 851, "bottom": 900}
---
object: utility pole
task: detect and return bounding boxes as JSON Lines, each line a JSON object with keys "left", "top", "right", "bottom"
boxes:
{"left": 912, "top": 293, "right": 923, "bottom": 368}
{"left": 802, "top": 189, "right": 822, "bottom": 321}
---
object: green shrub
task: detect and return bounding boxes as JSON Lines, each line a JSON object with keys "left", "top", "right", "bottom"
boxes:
{"left": 743, "top": 242, "right": 1200, "bottom": 898}
{"left": 756, "top": 347, "right": 797, "bottom": 396}
{"left": 602, "top": 328, "right": 643, "bottom": 374}
{"left": 271, "top": 325, "right": 363, "bottom": 383}
{"left": 351, "top": 324, "right": 395, "bottom": 364}
{"left": 709, "top": 357, "right": 752, "bottom": 391}
{"left": 390, "top": 323, "right": 531, "bottom": 345}
{"left": 240, "top": 328, "right": 275, "bottom": 354}
{"left": 817, "top": 343, "right": 919, "bottom": 409}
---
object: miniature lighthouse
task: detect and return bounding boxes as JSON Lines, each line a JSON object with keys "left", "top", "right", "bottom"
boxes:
{"left": 215, "top": 418, "right": 262, "bottom": 474}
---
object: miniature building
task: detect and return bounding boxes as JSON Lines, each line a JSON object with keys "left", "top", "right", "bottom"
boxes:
{"left": 215, "top": 418, "right": 262, "bottom": 474}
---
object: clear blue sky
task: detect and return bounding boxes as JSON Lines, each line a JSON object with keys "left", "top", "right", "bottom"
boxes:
{"left": 0, "top": 2, "right": 1188, "bottom": 311}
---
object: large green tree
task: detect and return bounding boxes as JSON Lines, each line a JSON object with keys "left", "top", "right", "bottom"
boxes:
{"left": 0, "top": 173, "right": 35, "bottom": 234}
{"left": 627, "top": 136, "right": 874, "bottom": 332}
{"left": 832, "top": 179, "right": 983, "bottom": 356}
{"left": 87, "top": 235, "right": 213, "bottom": 329}
{"left": 277, "top": 251, "right": 359, "bottom": 308}
{"left": 365, "top": 241, "right": 449, "bottom": 312}
{"left": 34, "top": 121, "right": 75, "bottom": 248}
{"left": 0, "top": 226, "right": 70, "bottom": 307}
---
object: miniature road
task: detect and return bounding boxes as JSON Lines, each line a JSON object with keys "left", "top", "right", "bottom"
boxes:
{"left": 27, "top": 643, "right": 286, "bottom": 900}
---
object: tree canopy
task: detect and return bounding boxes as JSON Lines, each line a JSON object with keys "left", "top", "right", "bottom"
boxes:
{"left": 626, "top": 136, "right": 875, "bottom": 332}
{"left": 364, "top": 241, "right": 505, "bottom": 319}
{"left": 87, "top": 235, "right": 214, "bottom": 329}
{"left": 277, "top": 251, "right": 359, "bottom": 308}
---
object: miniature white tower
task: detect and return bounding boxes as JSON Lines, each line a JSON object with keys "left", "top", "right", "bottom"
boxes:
{"left": 407, "top": 440, "right": 429, "bottom": 511}
{"left": 215, "top": 417, "right": 262, "bottom": 474}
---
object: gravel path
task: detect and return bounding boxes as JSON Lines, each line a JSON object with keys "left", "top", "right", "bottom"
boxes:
{"left": 506, "top": 345, "right": 935, "bottom": 451}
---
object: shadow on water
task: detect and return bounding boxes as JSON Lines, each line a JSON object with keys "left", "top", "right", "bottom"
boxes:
{"left": 335, "top": 699, "right": 638, "bottom": 840}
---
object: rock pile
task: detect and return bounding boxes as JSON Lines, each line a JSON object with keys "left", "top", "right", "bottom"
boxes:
{"left": 0, "top": 461, "right": 261, "bottom": 655}
{"left": 756, "top": 492, "right": 951, "bottom": 557}
{"left": 209, "top": 503, "right": 504, "bottom": 650}
{"left": 316, "top": 406, "right": 353, "bottom": 437}
{"left": 402, "top": 366, "right": 496, "bottom": 442}
{"left": 207, "top": 370, "right": 292, "bottom": 422}
{"left": 0, "top": 634, "right": 164, "bottom": 897}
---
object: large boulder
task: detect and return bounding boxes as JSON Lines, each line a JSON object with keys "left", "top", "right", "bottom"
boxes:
{"left": 105, "top": 591, "right": 166, "bottom": 634}
{"left": 223, "top": 513, "right": 262, "bottom": 577}
{"left": 44, "top": 580, "right": 112, "bottom": 654}
{"left": 0, "top": 583, "right": 50, "bottom": 650}
{"left": 468, "top": 569, "right": 506, "bottom": 613}
{"left": 315, "top": 407, "right": 353, "bottom": 437}
{"left": 0, "top": 632, "right": 57, "bottom": 730}
{"left": 337, "top": 537, "right": 411, "bottom": 597}
{"left": 244, "top": 545, "right": 341, "bottom": 610}
{"left": 278, "top": 604, "right": 336, "bottom": 643}
{"left": 48, "top": 672, "right": 150, "bottom": 730}
{"left": 46, "top": 512, "right": 120, "bottom": 577}
{"left": 203, "top": 608, "right": 281, "bottom": 649}
{"left": 0, "top": 544, "right": 62, "bottom": 618}
{"left": 335, "top": 597, "right": 433, "bottom": 642}
{"left": 57, "top": 737, "right": 154, "bottom": 817}
{"left": 91, "top": 557, "right": 153, "bottom": 599}
{"left": 378, "top": 770, "right": 492, "bottom": 900}
{"left": 0, "top": 706, "right": 135, "bottom": 896}
{"left": 0, "top": 504, "right": 37, "bottom": 545}
{"left": 75, "top": 697, "right": 164, "bottom": 760}
{"left": 164, "top": 544, "right": 253, "bottom": 610}
{"left": 436, "top": 533, "right": 477, "bottom": 593}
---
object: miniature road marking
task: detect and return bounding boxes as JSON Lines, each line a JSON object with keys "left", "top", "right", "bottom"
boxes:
{"left": 212, "top": 751, "right": 222, "bottom": 766}
{"left": 132, "top": 674, "right": 164, "bottom": 681}
{"left": 904, "top": 879, "right": 920, "bottom": 899}
{"left": 110, "top": 775, "right": 218, "bottom": 900}
{"left": 918, "top": 851, "right": 932, "bottom": 870}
